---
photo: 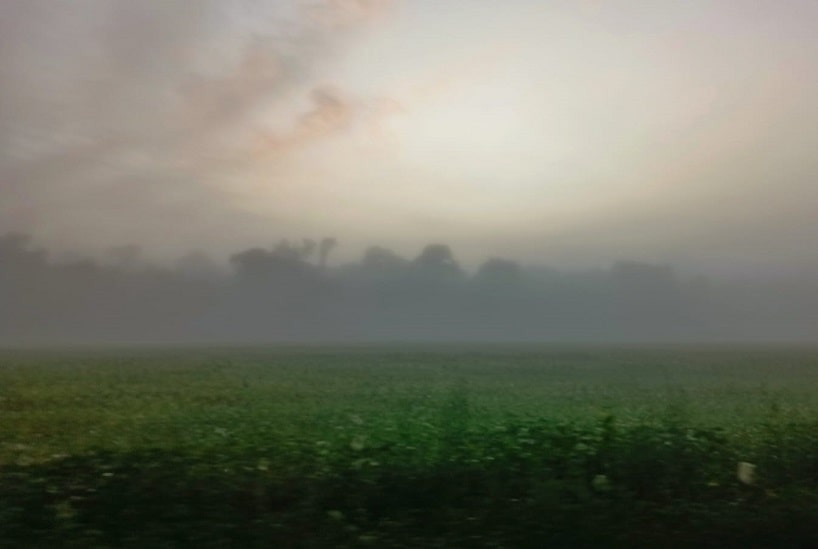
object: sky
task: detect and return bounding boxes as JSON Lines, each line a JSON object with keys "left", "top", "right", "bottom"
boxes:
{"left": 2, "top": 0, "right": 818, "bottom": 275}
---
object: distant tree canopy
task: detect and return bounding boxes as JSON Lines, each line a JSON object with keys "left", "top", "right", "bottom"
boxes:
{"left": 230, "top": 239, "right": 323, "bottom": 283}
{"left": 360, "top": 246, "right": 407, "bottom": 275}
{"left": 2, "top": 232, "right": 818, "bottom": 344}
{"left": 475, "top": 258, "right": 522, "bottom": 287}
{"left": 412, "top": 244, "right": 463, "bottom": 280}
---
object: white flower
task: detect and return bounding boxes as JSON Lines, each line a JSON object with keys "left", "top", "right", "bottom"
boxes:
{"left": 592, "top": 474, "right": 611, "bottom": 492}
{"left": 737, "top": 462, "right": 756, "bottom": 485}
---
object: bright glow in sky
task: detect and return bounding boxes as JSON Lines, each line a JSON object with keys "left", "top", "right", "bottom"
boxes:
{"left": 2, "top": 0, "right": 818, "bottom": 273}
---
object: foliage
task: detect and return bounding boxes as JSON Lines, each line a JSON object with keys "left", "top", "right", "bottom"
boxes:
{"left": 2, "top": 347, "right": 818, "bottom": 546}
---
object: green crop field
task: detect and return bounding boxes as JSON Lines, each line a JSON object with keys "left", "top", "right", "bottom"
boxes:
{"left": 3, "top": 345, "right": 818, "bottom": 547}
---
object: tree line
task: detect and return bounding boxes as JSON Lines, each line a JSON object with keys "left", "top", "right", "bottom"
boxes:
{"left": 2, "top": 233, "right": 816, "bottom": 344}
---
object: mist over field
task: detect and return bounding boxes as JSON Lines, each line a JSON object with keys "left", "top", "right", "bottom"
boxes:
{"left": 2, "top": 232, "right": 818, "bottom": 344}
{"left": 3, "top": 0, "right": 818, "bottom": 344}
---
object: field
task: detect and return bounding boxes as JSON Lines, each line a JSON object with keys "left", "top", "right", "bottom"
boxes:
{"left": 2, "top": 346, "right": 818, "bottom": 547}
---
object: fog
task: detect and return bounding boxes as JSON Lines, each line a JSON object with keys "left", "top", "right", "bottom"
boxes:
{"left": 2, "top": 1, "right": 818, "bottom": 343}
{"left": 2, "top": 233, "right": 817, "bottom": 344}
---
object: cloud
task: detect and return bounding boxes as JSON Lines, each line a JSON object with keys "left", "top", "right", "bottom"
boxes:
{"left": 0, "top": 0, "right": 394, "bottom": 257}
{"left": 179, "top": 38, "right": 285, "bottom": 136}
{"left": 307, "top": 0, "right": 392, "bottom": 29}
{"left": 3, "top": 0, "right": 818, "bottom": 274}
{"left": 260, "top": 85, "right": 355, "bottom": 151}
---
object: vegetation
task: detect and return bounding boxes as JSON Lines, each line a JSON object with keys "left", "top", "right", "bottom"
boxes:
{"left": 2, "top": 346, "right": 818, "bottom": 547}
{"left": 5, "top": 232, "right": 818, "bottom": 344}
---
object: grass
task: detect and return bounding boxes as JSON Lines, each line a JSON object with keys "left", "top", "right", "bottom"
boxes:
{"left": 2, "top": 345, "right": 818, "bottom": 547}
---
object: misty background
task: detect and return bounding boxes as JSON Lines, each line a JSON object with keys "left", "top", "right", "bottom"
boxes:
{"left": 2, "top": 0, "right": 818, "bottom": 344}
{"left": 2, "top": 232, "right": 817, "bottom": 344}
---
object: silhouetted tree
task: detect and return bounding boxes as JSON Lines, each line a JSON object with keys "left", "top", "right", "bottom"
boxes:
{"left": 475, "top": 257, "right": 522, "bottom": 287}
{"left": 3, "top": 233, "right": 817, "bottom": 344}
{"left": 412, "top": 244, "right": 462, "bottom": 280}
{"left": 360, "top": 246, "right": 408, "bottom": 276}
{"left": 230, "top": 248, "right": 276, "bottom": 281}
{"left": 231, "top": 240, "right": 324, "bottom": 280}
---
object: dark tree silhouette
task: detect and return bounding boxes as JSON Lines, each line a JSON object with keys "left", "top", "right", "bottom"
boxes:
{"left": 412, "top": 244, "right": 462, "bottom": 280}
{"left": 360, "top": 246, "right": 408, "bottom": 275}
{"left": 475, "top": 257, "right": 522, "bottom": 287}
{"left": 230, "top": 241, "right": 319, "bottom": 284}
{"left": 3, "top": 232, "right": 817, "bottom": 344}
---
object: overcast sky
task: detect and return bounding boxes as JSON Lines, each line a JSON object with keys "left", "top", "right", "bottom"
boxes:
{"left": 2, "top": 0, "right": 817, "bottom": 274}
